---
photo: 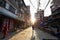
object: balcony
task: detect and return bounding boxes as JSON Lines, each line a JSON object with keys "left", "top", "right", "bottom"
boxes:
{"left": 51, "top": 6, "right": 57, "bottom": 12}
{"left": 0, "top": 0, "right": 6, "bottom": 8}
{"left": 0, "top": 0, "right": 16, "bottom": 14}
{"left": 0, "top": 7, "right": 26, "bottom": 22}
{"left": 18, "top": 14, "right": 25, "bottom": 21}
{"left": 52, "top": 13, "right": 60, "bottom": 19}
{"left": 53, "top": 11, "right": 60, "bottom": 15}
{"left": 6, "top": 0, "right": 18, "bottom": 9}
{"left": 0, "top": 0, "right": 26, "bottom": 22}
{"left": 51, "top": 6, "right": 60, "bottom": 13}
{"left": 0, "top": 7, "right": 18, "bottom": 19}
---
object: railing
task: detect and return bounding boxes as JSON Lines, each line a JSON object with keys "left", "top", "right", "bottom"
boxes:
{"left": 0, "top": 0, "right": 15, "bottom": 14}
{"left": 6, "top": 0, "right": 18, "bottom": 9}
{"left": 0, "top": 0, "right": 26, "bottom": 22}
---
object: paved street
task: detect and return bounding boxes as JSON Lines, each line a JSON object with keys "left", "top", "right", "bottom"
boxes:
{"left": 0, "top": 0, "right": 60, "bottom": 40}
{"left": 0, "top": 27, "right": 58, "bottom": 40}
{"left": 3, "top": 27, "right": 32, "bottom": 40}
{"left": 34, "top": 28, "right": 58, "bottom": 40}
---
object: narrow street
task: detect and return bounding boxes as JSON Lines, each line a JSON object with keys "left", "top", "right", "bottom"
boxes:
{"left": 0, "top": 0, "right": 60, "bottom": 40}
{"left": 1, "top": 27, "right": 58, "bottom": 40}
{"left": 34, "top": 28, "right": 58, "bottom": 40}
{"left": 3, "top": 27, "right": 32, "bottom": 40}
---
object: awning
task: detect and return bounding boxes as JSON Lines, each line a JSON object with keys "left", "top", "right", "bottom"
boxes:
{"left": 0, "top": 7, "right": 18, "bottom": 20}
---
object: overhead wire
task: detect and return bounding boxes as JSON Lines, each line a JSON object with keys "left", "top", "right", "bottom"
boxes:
{"left": 29, "top": 0, "right": 37, "bottom": 10}
{"left": 44, "top": 0, "right": 50, "bottom": 10}
{"left": 37, "top": 0, "right": 50, "bottom": 11}
{"left": 29, "top": 0, "right": 50, "bottom": 11}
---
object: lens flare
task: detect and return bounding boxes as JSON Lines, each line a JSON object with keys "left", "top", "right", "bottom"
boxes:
{"left": 31, "top": 16, "right": 36, "bottom": 25}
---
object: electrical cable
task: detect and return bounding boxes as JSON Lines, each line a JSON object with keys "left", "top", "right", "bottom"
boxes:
{"left": 29, "top": 0, "right": 37, "bottom": 10}
{"left": 44, "top": 0, "right": 50, "bottom": 10}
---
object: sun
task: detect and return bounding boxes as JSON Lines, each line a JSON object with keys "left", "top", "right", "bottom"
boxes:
{"left": 31, "top": 16, "right": 36, "bottom": 25}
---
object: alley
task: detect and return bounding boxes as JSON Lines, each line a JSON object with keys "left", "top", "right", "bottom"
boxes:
{"left": 34, "top": 28, "right": 58, "bottom": 40}
{"left": 1, "top": 27, "right": 58, "bottom": 40}
{"left": 3, "top": 27, "right": 32, "bottom": 40}
{"left": 0, "top": 0, "right": 60, "bottom": 40}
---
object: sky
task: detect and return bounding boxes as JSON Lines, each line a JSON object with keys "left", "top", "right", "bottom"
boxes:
{"left": 24, "top": 0, "right": 52, "bottom": 17}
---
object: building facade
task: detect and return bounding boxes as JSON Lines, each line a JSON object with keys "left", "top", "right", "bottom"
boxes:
{"left": 47, "top": 0, "right": 60, "bottom": 38}
{"left": 35, "top": 9, "right": 44, "bottom": 27}
{"left": 35, "top": 9, "right": 44, "bottom": 21}
{"left": 24, "top": 6, "right": 31, "bottom": 27}
{"left": 0, "top": 0, "right": 27, "bottom": 36}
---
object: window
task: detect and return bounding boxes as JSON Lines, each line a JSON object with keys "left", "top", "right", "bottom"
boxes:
{"left": 21, "top": 8, "right": 24, "bottom": 13}
{"left": 21, "top": 1, "right": 23, "bottom": 4}
{"left": 14, "top": 0, "right": 16, "bottom": 2}
{"left": 9, "top": 5, "right": 15, "bottom": 13}
{"left": 15, "top": 10, "right": 17, "bottom": 14}
{"left": 0, "top": 0, "right": 6, "bottom": 8}
{"left": 5, "top": 3, "right": 10, "bottom": 9}
{"left": 20, "top": 14, "right": 22, "bottom": 17}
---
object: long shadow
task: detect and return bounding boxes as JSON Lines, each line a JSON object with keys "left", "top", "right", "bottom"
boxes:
{"left": 1, "top": 27, "right": 30, "bottom": 40}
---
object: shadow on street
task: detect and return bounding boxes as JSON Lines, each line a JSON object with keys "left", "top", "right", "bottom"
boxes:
{"left": 0, "top": 27, "right": 30, "bottom": 40}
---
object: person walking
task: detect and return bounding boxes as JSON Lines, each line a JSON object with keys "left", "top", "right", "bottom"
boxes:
{"left": 31, "top": 25, "right": 35, "bottom": 40}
